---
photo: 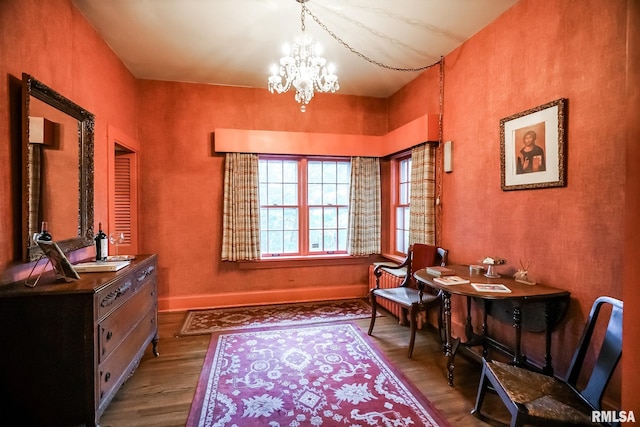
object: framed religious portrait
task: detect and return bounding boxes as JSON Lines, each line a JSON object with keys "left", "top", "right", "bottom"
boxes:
{"left": 500, "top": 98, "right": 567, "bottom": 191}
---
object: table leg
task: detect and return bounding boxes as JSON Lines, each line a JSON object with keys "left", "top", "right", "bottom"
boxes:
{"left": 482, "top": 300, "right": 489, "bottom": 358}
{"left": 543, "top": 302, "right": 554, "bottom": 375}
{"left": 442, "top": 291, "right": 455, "bottom": 386}
{"left": 512, "top": 304, "right": 523, "bottom": 366}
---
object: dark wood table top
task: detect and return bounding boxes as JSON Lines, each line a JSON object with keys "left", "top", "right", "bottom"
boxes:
{"left": 414, "top": 265, "right": 569, "bottom": 301}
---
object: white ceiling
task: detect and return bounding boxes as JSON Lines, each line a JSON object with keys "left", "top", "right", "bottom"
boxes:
{"left": 72, "top": 0, "right": 518, "bottom": 98}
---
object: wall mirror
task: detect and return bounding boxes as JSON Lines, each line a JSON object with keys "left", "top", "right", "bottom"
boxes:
{"left": 22, "top": 73, "right": 94, "bottom": 262}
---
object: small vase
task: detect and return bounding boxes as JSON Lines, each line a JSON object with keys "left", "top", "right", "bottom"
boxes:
{"left": 484, "top": 264, "right": 501, "bottom": 278}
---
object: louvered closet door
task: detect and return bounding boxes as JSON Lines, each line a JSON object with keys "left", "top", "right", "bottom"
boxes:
{"left": 112, "top": 152, "right": 139, "bottom": 255}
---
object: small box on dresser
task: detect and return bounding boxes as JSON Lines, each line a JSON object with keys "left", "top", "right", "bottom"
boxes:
{"left": 0, "top": 254, "right": 158, "bottom": 427}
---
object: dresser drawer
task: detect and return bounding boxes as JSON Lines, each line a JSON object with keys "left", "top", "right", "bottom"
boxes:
{"left": 98, "top": 307, "right": 157, "bottom": 405}
{"left": 99, "top": 279, "right": 156, "bottom": 362}
{"left": 95, "top": 257, "right": 157, "bottom": 320}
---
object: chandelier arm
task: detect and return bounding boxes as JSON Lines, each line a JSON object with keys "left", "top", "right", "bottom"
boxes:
{"left": 305, "top": 9, "right": 440, "bottom": 72}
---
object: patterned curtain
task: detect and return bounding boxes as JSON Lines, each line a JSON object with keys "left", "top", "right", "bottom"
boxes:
{"left": 408, "top": 144, "right": 436, "bottom": 245}
{"left": 347, "top": 156, "right": 381, "bottom": 255}
{"left": 221, "top": 152, "right": 261, "bottom": 261}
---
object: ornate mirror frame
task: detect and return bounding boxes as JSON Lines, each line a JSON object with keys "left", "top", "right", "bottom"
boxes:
{"left": 22, "top": 73, "right": 95, "bottom": 262}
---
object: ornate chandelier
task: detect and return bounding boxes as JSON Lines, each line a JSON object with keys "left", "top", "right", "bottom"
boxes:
{"left": 267, "top": 0, "right": 339, "bottom": 112}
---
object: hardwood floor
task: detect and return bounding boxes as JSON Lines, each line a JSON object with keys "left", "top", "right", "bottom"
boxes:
{"left": 99, "top": 309, "right": 512, "bottom": 426}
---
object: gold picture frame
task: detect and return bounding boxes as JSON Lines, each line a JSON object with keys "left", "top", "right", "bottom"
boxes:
{"left": 500, "top": 98, "right": 567, "bottom": 191}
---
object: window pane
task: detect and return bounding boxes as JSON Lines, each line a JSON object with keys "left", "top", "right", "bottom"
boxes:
{"left": 323, "top": 162, "right": 337, "bottom": 183}
{"left": 338, "top": 229, "right": 347, "bottom": 251}
{"left": 396, "top": 207, "right": 404, "bottom": 229}
{"left": 337, "top": 162, "right": 350, "bottom": 183}
{"left": 324, "top": 230, "right": 337, "bottom": 251}
{"left": 268, "top": 230, "right": 283, "bottom": 253}
{"left": 396, "top": 230, "right": 404, "bottom": 253}
{"left": 400, "top": 182, "right": 409, "bottom": 204}
{"left": 283, "top": 183, "right": 297, "bottom": 205}
{"left": 324, "top": 207, "right": 337, "bottom": 228}
{"left": 336, "top": 183, "right": 350, "bottom": 205}
{"left": 259, "top": 183, "right": 267, "bottom": 205}
{"left": 259, "top": 160, "right": 267, "bottom": 181}
{"left": 309, "top": 229, "right": 322, "bottom": 252}
{"left": 267, "top": 208, "right": 283, "bottom": 229}
{"left": 404, "top": 207, "right": 410, "bottom": 228}
{"left": 283, "top": 230, "right": 298, "bottom": 253}
{"left": 403, "top": 231, "right": 410, "bottom": 253}
{"left": 260, "top": 230, "right": 268, "bottom": 253}
{"left": 308, "top": 183, "right": 322, "bottom": 205}
{"left": 323, "top": 183, "right": 337, "bottom": 205}
{"left": 267, "top": 161, "right": 282, "bottom": 182}
{"left": 338, "top": 207, "right": 348, "bottom": 228}
{"left": 260, "top": 208, "right": 268, "bottom": 229}
{"left": 283, "top": 208, "right": 298, "bottom": 230}
{"left": 267, "top": 183, "right": 282, "bottom": 205}
{"left": 308, "top": 161, "right": 322, "bottom": 183}
{"left": 309, "top": 207, "right": 322, "bottom": 229}
{"left": 282, "top": 161, "right": 297, "bottom": 182}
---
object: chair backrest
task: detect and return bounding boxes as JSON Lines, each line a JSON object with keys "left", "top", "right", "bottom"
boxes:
{"left": 403, "top": 244, "right": 448, "bottom": 287}
{"left": 565, "top": 296, "right": 623, "bottom": 410}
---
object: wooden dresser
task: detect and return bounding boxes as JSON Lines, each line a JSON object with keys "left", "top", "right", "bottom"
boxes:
{"left": 0, "top": 254, "right": 158, "bottom": 426}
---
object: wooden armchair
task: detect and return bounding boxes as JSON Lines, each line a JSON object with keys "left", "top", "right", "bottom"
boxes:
{"left": 472, "top": 296, "right": 623, "bottom": 427}
{"left": 368, "top": 244, "right": 448, "bottom": 358}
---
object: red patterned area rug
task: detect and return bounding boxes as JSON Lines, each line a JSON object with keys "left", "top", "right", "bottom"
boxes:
{"left": 178, "top": 299, "right": 377, "bottom": 336}
{"left": 186, "top": 322, "right": 449, "bottom": 427}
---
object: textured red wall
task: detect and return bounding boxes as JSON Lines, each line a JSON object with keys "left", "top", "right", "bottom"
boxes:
{"left": 0, "top": 0, "right": 138, "bottom": 279}
{"left": 389, "top": 0, "right": 629, "bottom": 407}
{"left": 623, "top": 0, "right": 640, "bottom": 413}
{"left": 135, "top": 81, "right": 388, "bottom": 309}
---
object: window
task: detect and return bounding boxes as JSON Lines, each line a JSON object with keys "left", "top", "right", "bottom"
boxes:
{"left": 259, "top": 157, "right": 351, "bottom": 257}
{"left": 394, "top": 155, "right": 411, "bottom": 255}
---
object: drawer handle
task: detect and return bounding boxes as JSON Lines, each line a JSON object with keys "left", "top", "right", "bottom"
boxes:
{"left": 100, "top": 281, "right": 133, "bottom": 308}
{"left": 106, "top": 331, "right": 113, "bottom": 341}
{"left": 104, "top": 372, "right": 111, "bottom": 383}
{"left": 137, "top": 265, "right": 155, "bottom": 282}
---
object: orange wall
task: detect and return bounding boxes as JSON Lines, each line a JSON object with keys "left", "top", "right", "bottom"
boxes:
{"left": 0, "top": 0, "right": 137, "bottom": 280}
{"left": 135, "top": 81, "right": 389, "bottom": 310}
{"left": 623, "top": 0, "right": 640, "bottom": 413}
{"left": 0, "top": 0, "right": 637, "bottom": 412}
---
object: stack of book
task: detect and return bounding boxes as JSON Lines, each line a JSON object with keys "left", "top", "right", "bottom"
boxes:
{"left": 426, "top": 266, "right": 455, "bottom": 276}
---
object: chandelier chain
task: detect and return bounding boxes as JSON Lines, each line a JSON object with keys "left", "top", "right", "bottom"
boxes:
{"left": 305, "top": 9, "right": 440, "bottom": 73}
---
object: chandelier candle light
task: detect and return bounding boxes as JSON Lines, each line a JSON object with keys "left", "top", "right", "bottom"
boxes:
{"left": 267, "top": 0, "right": 339, "bottom": 112}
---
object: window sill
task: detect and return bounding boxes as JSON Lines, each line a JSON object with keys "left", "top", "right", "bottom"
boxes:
{"left": 238, "top": 254, "right": 374, "bottom": 269}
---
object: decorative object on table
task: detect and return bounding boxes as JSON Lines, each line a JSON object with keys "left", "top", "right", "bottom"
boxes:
{"left": 469, "top": 264, "right": 485, "bottom": 273}
{"left": 186, "top": 323, "right": 449, "bottom": 427}
{"left": 482, "top": 256, "right": 506, "bottom": 278}
{"left": 34, "top": 221, "right": 52, "bottom": 242}
{"left": 25, "top": 240, "right": 80, "bottom": 286}
{"left": 179, "top": 299, "right": 376, "bottom": 336}
{"left": 514, "top": 259, "right": 536, "bottom": 285}
{"left": 108, "top": 231, "right": 126, "bottom": 260}
{"left": 94, "top": 222, "right": 108, "bottom": 261}
{"left": 500, "top": 98, "right": 567, "bottom": 191}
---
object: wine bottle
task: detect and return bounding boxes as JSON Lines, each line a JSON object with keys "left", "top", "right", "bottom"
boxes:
{"left": 36, "top": 221, "right": 53, "bottom": 242}
{"left": 95, "top": 222, "right": 108, "bottom": 261}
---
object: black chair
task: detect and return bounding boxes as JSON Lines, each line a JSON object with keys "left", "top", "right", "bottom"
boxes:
{"left": 368, "top": 243, "right": 448, "bottom": 358}
{"left": 472, "top": 295, "right": 623, "bottom": 427}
